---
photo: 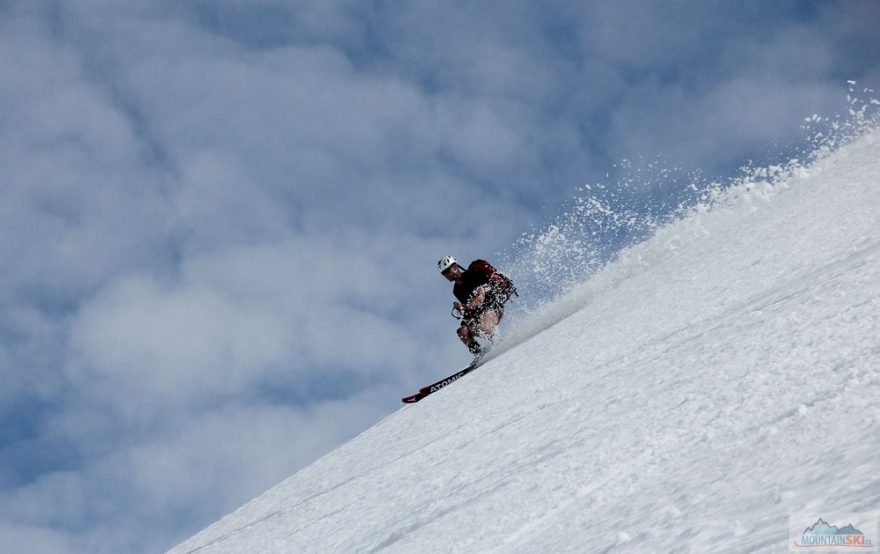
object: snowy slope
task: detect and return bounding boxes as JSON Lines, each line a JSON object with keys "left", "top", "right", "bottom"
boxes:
{"left": 170, "top": 128, "right": 880, "bottom": 553}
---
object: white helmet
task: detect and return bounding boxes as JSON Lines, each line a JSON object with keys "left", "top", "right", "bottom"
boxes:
{"left": 438, "top": 255, "right": 457, "bottom": 273}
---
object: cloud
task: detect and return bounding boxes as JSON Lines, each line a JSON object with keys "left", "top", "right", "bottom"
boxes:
{"left": 0, "top": 522, "right": 71, "bottom": 554}
{"left": 1, "top": 393, "right": 394, "bottom": 553}
{"left": 0, "top": 14, "right": 171, "bottom": 299}
{"left": 66, "top": 236, "right": 428, "bottom": 412}
{"left": 606, "top": 76, "right": 844, "bottom": 170}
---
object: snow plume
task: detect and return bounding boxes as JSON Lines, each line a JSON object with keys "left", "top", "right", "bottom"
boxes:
{"left": 503, "top": 83, "right": 880, "bottom": 308}
{"left": 799, "top": 81, "right": 880, "bottom": 162}
{"left": 504, "top": 164, "right": 719, "bottom": 301}
{"left": 490, "top": 84, "right": 880, "bottom": 357}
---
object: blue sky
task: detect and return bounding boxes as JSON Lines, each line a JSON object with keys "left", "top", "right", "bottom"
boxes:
{"left": 1, "top": 0, "right": 878, "bottom": 551}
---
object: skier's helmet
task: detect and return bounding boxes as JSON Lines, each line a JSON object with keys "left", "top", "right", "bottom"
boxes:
{"left": 438, "top": 255, "right": 457, "bottom": 273}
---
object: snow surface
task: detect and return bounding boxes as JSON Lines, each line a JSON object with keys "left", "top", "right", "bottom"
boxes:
{"left": 170, "top": 127, "right": 880, "bottom": 553}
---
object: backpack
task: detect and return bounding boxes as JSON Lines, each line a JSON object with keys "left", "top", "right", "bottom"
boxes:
{"left": 467, "top": 260, "right": 517, "bottom": 302}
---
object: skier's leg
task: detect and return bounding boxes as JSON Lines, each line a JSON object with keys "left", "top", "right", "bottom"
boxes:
{"left": 476, "top": 309, "right": 499, "bottom": 340}
{"left": 457, "top": 321, "right": 483, "bottom": 354}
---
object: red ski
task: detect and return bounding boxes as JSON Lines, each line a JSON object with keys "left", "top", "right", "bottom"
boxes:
{"left": 401, "top": 360, "right": 483, "bottom": 403}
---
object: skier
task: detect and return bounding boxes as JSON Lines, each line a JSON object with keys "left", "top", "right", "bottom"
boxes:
{"left": 438, "top": 255, "right": 516, "bottom": 356}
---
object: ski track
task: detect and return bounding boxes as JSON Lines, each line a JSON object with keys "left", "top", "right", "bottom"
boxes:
{"left": 170, "top": 128, "right": 880, "bottom": 553}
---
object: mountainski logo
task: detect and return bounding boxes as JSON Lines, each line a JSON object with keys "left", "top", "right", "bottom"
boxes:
{"left": 790, "top": 513, "right": 878, "bottom": 551}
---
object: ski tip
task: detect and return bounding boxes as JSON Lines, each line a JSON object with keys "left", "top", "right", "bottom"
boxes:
{"left": 401, "top": 394, "right": 423, "bottom": 404}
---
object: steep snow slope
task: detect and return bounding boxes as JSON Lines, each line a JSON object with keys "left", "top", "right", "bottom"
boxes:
{"left": 170, "top": 128, "right": 880, "bottom": 553}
